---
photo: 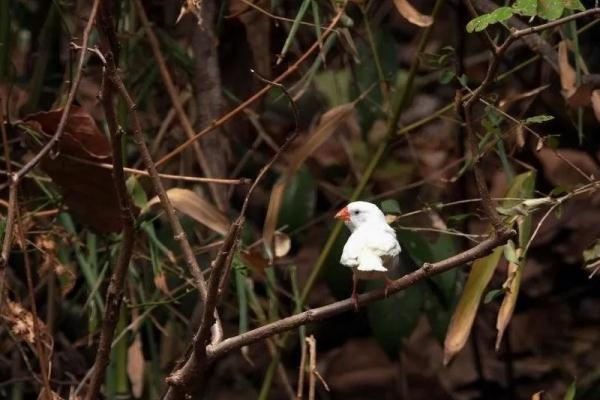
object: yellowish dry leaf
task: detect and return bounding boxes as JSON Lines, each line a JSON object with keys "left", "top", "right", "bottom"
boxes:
{"left": 443, "top": 245, "right": 503, "bottom": 365}
{"left": 144, "top": 188, "right": 229, "bottom": 235}
{"left": 558, "top": 41, "right": 576, "bottom": 98}
{"left": 592, "top": 90, "right": 600, "bottom": 122}
{"left": 393, "top": 0, "right": 433, "bottom": 27}
{"left": 127, "top": 334, "right": 145, "bottom": 399}
{"left": 495, "top": 248, "right": 522, "bottom": 350}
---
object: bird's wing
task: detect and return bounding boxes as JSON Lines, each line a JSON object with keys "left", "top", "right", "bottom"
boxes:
{"left": 362, "top": 225, "right": 401, "bottom": 258}
{"left": 340, "top": 231, "right": 361, "bottom": 267}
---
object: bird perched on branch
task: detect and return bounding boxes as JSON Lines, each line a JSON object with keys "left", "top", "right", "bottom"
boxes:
{"left": 335, "top": 201, "right": 401, "bottom": 310}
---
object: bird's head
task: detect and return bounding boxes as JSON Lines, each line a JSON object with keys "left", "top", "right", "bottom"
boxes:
{"left": 334, "top": 201, "right": 387, "bottom": 231}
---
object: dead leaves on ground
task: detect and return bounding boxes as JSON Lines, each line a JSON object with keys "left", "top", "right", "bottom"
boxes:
{"left": 0, "top": 299, "right": 52, "bottom": 348}
{"left": 21, "top": 106, "right": 137, "bottom": 233}
{"left": 558, "top": 40, "right": 600, "bottom": 122}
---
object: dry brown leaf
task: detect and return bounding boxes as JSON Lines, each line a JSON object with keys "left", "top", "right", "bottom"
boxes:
{"left": 1, "top": 300, "right": 51, "bottom": 347}
{"left": 176, "top": 0, "right": 203, "bottom": 24}
{"left": 592, "top": 90, "right": 600, "bottom": 122}
{"left": 21, "top": 106, "right": 137, "bottom": 233}
{"left": 127, "top": 334, "right": 145, "bottom": 399}
{"left": 37, "top": 235, "right": 76, "bottom": 296}
{"left": 144, "top": 188, "right": 229, "bottom": 235}
{"left": 154, "top": 272, "right": 172, "bottom": 297}
{"left": 393, "top": 0, "right": 433, "bottom": 27}
{"left": 558, "top": 41, "right": 576, "bottom": 99}
{"left": 263, "top": 104, "right": 354, "bottom": 259}
{"left": 239, "top": 248, "right": 270, "bottom": 272}
{"left": 537, "top": 148, "right": 600, "bottom": 188}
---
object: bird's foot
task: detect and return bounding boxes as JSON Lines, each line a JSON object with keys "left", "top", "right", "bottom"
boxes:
{"left": 351, "top": 291, "right": 359, "bottom": 312}
{"left": 384, "top": 277, "right": 394, "bottom": 298}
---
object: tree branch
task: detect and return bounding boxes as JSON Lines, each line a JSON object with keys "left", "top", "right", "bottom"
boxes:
{"left": 97, "top": 0, "right": 221, "bottom": 361}
{"left": 163, "top": 111, "right": 302, "bottom": 400}
{"left": 84, "top": 9, "right": 137, "bottom": 397}
{"left": 208, "top": 228, "right": 515, "bottom": 359}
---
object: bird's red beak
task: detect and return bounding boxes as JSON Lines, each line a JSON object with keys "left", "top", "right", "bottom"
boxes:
{"left": 335, "top": 206, "right": 351, "bottom": 221}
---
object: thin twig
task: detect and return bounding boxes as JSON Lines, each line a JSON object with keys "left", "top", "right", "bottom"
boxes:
{"left": 60, "top": 154, "right": 250, "bottom": 185}
{"left": 84, "top": 34, "right": 137, "bottom": 400}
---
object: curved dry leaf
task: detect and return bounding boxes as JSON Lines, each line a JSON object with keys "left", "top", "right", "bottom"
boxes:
{"left": 144, "top": 188, "right": 229, "bottom": 235}
{"left": 127, "top": 334, "right": 145, "bottom": 399}
{"left": 393, "top": 0, "right": 433, "bottom": 27}
{"left": 495, "top": 252, "right": 522, "bottom": 350}
{"left": 443, "top": 245, "right": 503, "bottom": 365}
{"left": 22, "top": 106, "right": 132, "bottom": 233}
{"left": 592, "top": 90, "right": 600, "bottom": 122}
{"left": 558, "top": 41, "right": 576, "bottom": 98}
{"left": 263, "top": 103, "right": 354, "bottom": 259}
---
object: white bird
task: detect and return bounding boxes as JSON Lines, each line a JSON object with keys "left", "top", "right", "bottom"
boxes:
{"left": 335, "top": 201, "right": 401, "bottom": 310}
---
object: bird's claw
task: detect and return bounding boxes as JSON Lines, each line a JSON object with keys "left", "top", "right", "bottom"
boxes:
{"left": 384, "top": 277, "right": 394, "bottom": 298}
{"left": 351, "top": 292, "right": 359, "bottom": 312}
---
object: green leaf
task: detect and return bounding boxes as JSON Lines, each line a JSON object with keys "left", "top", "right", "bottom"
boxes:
{"left": 512, "top": 0, "right": 537, "bottom": 16}
{"left": 524, "top": 114, "right": 555, "bottom": 124}
{"left": 126, "top": 176, "right": 148, "bottom": 208}
{"left": 466, "top": 7, "right": 513, "bottom": 33}
{"left": 564, "top": 381, "right": 576, "bottom": 400}
{"left": 466, "top": 14, "right": 492, "bottom": 32}
{"left": 367, "top": 282, "right": 424, "bottom": 355}
{"left": 277, "top": 167, "right": 316, "bottom": 232}
{"left": 380, "top": 199, "right": 401, "bottom": 214}
{"left": 583, "top": 239, "right": 600, "bottom": 267}
{"left": 492, "top": 6, "right": 514, "bottom": 22}
{"left": 484, "top": 288, "right": 504, "bottom": 304}
{"left": 538, "top": 0, "right": 564, "bottom": 20}
{"left": 503, "top": 240, "right": 519, "bottom": 264}
{"left": 564, "top": 0, "right": 585, "bottom": 11}
{"left": 439, "top": 67, "right": 456, "bottom": 84}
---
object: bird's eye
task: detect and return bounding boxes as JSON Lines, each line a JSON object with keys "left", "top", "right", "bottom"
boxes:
{"left": 352, "top": 210, "right": 360, "bottom": 215}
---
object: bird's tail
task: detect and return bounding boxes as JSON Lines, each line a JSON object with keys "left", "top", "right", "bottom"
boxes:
{"left": 357, "top": 251, "right": 387, "bottom": 272}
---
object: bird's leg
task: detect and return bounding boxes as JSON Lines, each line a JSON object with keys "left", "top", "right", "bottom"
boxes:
{"left": 352, "top": 271, "right": 359, "bottom": 311}
{"left": 384, "top": 276, "right": 395, "bottom": 298}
